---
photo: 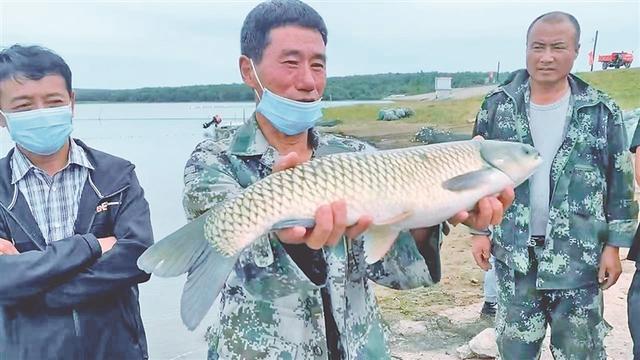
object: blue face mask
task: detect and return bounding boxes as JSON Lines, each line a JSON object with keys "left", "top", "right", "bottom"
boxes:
{"left": 1, "top": 104, "right": 73, "bottom": 155}
{"left": 250, "top": 59, "right": 323, "bottom": 136}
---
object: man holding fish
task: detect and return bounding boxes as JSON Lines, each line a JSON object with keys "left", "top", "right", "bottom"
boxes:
{"left": 137, "top": 1, "right": 525, "bottom": 358}
{"left": 472, "top": 11, "right": 638, "bottom": 359}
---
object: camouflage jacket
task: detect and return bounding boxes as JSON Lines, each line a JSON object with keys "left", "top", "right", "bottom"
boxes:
{"left": 183, "top": 114, "right": 442, "bottom": 359}
{"left": 474, "top": 69, "right": 638, "bottom": 290}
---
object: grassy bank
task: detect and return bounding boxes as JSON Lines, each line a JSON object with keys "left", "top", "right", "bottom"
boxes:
{"left": 323, "top": 97, "right": 482, "bottom": 148}
{"left": 324, "top": 96, "right": 482, "bottom": 129}
{"left": 577, "top": 68, "right": 640, "bottom": 110}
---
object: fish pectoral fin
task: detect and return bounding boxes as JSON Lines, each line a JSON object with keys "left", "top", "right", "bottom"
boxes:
{"left": 364, "top": 225, "right": 400, "bottom": 264}
{"left": 442, "top": 168, "right": 495, "bottom": 192}
{"left": 271, "top": 218, "right": 316, "bottom": 230}
{"left": 376, "top": 210, "right": 413, "bottom": 226}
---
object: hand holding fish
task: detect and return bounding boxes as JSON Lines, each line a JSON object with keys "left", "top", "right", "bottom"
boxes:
{"left": 448, "top": 188, "right": 515, "bottom": 229}
{"left": 274, "top": 152, "right": 514, "bottom": 249}
{"left": 449, "top": 135, "right": 515, "bottom": 230}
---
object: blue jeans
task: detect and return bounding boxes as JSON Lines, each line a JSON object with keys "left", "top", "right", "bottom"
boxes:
{"left": 484, "top": 256, "right": 497, "bottom": 303}
{"left": 629, "top": 262, "right": 640, "bottom": 360}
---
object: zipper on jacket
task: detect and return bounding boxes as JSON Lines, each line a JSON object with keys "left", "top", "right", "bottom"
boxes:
{"left": 344, "top": 239, "right": 350, "bottom": 360}
{"left": 72, "top": 309, "right": 81, "bottom": 337}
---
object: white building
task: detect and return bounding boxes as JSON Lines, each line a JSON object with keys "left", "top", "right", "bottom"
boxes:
{"left": 435, "top": 77, "right": 452, "bottom": 100}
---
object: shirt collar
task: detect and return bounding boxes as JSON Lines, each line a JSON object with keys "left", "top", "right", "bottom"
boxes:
{"left": 10, "top": 138, "right": 94, "bottom": 184}
{"left": 228, "top": 112, "right": 321, "bottom": 168}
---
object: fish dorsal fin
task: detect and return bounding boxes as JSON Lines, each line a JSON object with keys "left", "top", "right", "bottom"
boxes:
{"left": 376, "top": 210, "right": 413, "bottom": 226}
{"left": 442, "top": 168, "right": 495, "bottom": 192}
{"left": 364, "top": 225, "right": 401, "bottom": 264}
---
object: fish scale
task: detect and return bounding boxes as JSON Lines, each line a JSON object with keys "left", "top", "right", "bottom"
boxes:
{"left": 208, "top": 141, "right": 504, "bottom": 256}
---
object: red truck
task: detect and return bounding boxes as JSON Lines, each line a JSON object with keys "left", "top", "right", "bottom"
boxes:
{"left": 598, "top": 52, "right": 634, "bottom": 69}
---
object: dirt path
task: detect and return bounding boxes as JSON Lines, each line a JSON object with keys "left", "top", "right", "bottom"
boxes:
{"left": 383, "top": 85, "right": 497, "bottom": 102}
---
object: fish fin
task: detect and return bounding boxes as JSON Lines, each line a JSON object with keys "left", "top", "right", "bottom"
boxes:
{"left": 181, "top": 247, "right": 239, "bottom": 330}
{"left": 137, "top": 213, "right": 209, "bottom": 277}
{"left": 442, "top": 168, "right": 495, "bottom": 192}
{"left": 376, "top": 210, "right": 413, "bottom": 226}
{"left": 364, "top": 225, "right": 400, "bottom": 264}
{"left": 271, "top": 218, "right": 316, "bottom": 230}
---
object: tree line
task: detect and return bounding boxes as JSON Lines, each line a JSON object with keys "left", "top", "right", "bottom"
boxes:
{"left": 75, "top": 71, "right": 506, "bottom": 102}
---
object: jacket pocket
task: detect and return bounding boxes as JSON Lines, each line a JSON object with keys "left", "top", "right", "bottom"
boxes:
{"left": 118, "top": 289, "right": 142, "bottom": 345}
{"left": 568, "top": 165, "right": 606, "bottom": 218}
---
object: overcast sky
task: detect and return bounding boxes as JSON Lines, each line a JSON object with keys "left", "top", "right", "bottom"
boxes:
{"left": 1, "top": 0, "right": 638, "bottom": 89}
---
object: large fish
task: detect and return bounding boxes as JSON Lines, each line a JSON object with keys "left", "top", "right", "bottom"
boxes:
{"left": 137, "top": 139, "right": 541, "bottom": 329}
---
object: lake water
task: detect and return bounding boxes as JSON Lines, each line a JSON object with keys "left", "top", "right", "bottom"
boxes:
{"left": 0, "top": 100, "right": 388, "bottom": 360}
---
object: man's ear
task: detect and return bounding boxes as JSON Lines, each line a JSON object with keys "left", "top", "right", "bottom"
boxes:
{"left": 0, "top": 85, "right": 7, "bottom": 128}
{"left": 70, "top": 91, "right": 76, "bottom": 118}
{"left": 575, "top": 43, "right": 581, "bottom": 59}
{"left": 0, "top": 104, "right": 6, "bottom": 128}
{"left": 239, "top": 55, "right": 258, "bottom": 89}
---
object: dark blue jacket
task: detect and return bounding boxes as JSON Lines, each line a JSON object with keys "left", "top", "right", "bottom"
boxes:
{"left": 0, "top": 140, "right": 153, "bottom": 360}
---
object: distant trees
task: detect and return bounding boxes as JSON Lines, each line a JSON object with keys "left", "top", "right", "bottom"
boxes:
{"left": 75, "top": 71, "right": 506, "bottom": 102}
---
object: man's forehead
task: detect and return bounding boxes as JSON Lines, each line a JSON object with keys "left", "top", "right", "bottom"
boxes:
{"left": 0, "top": 74, "right": 67, "bottom": 93}
{"left": 529, "top": 20, "right": 575, "bottom": 38}
{"left": 267, "top": 26, "right": 325, "bottom": 46}
{"left": 528, "top": 22, "right": 576, "bottom": 45}
{"left": 0, "top": 74, "right": 69, "bottom": 104}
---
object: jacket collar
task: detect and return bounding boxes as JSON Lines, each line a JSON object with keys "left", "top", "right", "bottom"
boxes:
{"left": 10, "top": 138, "right": 94, "bottom": 185}
{"left": 496, "top": 69, "right": 616, "bottom": 189}
{"left": 0, "top": 138, "right": 134, "bottom": 209}
{"left": 498, "top": 69, "right": 613, "bottom": 112}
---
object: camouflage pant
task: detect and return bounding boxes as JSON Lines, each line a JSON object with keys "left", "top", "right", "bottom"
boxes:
{"left": 628, "top": 262, "right": 640, "bottom": 359}
{"left": 494, "top": 251, "right": 608, "bottom": 360}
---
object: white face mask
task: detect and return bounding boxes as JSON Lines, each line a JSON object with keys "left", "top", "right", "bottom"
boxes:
{"left": 250, "top": 59, "right": 323, "bottom": 136}
{"left": 0, "top": 104, "right": 73, "bottom": 155}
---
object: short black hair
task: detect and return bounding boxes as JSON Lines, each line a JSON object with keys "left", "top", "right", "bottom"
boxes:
{"left": 527, "top": 11, "right": 581, "bottom": 48}
{"left": 0, "top": 44, "right": 72, "bottom": 94}
{"left": 240, "top": 0, "right": 328, "bottom": 63}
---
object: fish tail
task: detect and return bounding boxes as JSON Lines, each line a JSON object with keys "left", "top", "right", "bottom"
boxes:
{"left": 180, "top": 245, "right": 239, "bottom": 330}
{"left": 137, "top": 212, "right": 239, "bottom": 330}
